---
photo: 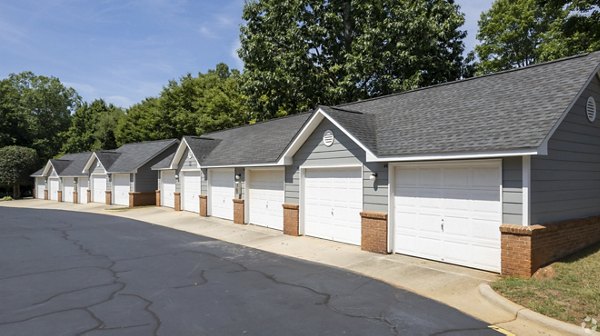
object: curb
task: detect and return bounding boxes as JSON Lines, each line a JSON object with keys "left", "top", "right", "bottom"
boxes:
{"left": 479, "top": 283, "right": 599, "bottom": 336}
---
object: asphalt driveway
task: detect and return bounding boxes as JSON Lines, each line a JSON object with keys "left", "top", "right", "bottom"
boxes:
{"left": 0, "top": 207, "right": 499, "bottom": 336}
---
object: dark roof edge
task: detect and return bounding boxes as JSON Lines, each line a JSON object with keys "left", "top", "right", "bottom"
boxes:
{"left": 337, "top": 52, "right": 593, "bottom": 108}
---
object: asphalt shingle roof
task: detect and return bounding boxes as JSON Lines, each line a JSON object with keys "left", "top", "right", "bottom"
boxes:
{"left": 151, "top": 152, "right": 175, "bottom": 170}
{"left": 57, "top": 152, "right": 93, "bottom": 176}
{"left": 197, "top": 113, "right": 311, "bottom": 166}
{"left": 329, "top": 51, "right": 600, "bottom": 157}
{"left": 99, "top": 139, "right": 179, "bottom": 173}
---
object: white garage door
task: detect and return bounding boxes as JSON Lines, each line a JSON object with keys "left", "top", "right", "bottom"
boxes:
{"left": 63, "top": 178, "right": 74, "bottom": 203}
{"left": 303, "top": 167, "right": 362, "bottom": 245}
{"left": 161, "top": 170, "right": 176, "bottom": 208}
{"left": 36, "top": 178, "right": 45, "bottom": 199}
{"left": 49, "top": 178, "right": 59, "bottom": 201}
{"left": 182, "top": 171, "right": 202, "bottom": 213}
{"left": 209, "top": 169, "right": 234, "bottom": 220}
{"left": 113, "top": 173, "right": 130, "bottom": 206}
{"left": 78, "top": 177, "right": 88, "bottom": 204}
{"left": 92, "top": 176, "right": 106, "bottom": 203}
{"left": 248, "top": 170, "right": 284, "bottom": 230}
{"left": 394, "top": 161, "right": 502, "bottom": 272}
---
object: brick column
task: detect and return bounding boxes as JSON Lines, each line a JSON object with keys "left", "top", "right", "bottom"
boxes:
{"left": 174, "top": 192, "right": 181, "bottom": 211}
{"left": 233, "top": 199, "right": 245, "bottom": 224}
{"left": 501, "top": 224, "right": 542, "bottom": 277}
{"left": 86, "top": 190, "right": 91, "bottom": 203}
{"left": 283, "top": 203, "right": 300, "bottom": 236}
{"left": 199, "top": 195, "right": 207, "bottom": 217}
{"left": 360, "top": 211, "right": 388, "bottom": 254}
{"left": 155, "top": 190, "right": 161, "bottom": 206}
{"left": 44, "top": 190, "right": 48, "bottom": 200}
{"left": 73, "top": 191, "right": 78, "bottom": 204}
{"left": 105, "top": 191, "right": 112, "bottom": 205}
{"left": 57, "top": 191, "right": 63, "bottom": 202}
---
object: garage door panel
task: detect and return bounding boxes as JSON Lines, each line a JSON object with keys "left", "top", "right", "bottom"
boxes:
{"left": 49, "top": 179, "right": 59, "bottom": 201}
{"left": 182, "top": 171, "right": 201, "bottom": 213}
{"left": 63, "top": 178, "right": 74, "bottom": 203}
{"left": 92, "top": 176, "right": 106, "bottom": 203}
{"left": 304, "top": 167, "right": 362, "bottom": 245}
{"left": 113, "top": 174, "right": 130, "bottom": 206}
{"left": 78, "top": 178, "right": 88, "bottom": 203}
{"left": 248, "top": 170, "right": 283, "bottom": 230}
{"left": 210, "top": 169, "right": 234, "bottom": 220}
{"left": 394, "top": 162, "right": 501, "bottom": 272}
{"left": 161, "top": 171, "right": 175, "bottom": 208}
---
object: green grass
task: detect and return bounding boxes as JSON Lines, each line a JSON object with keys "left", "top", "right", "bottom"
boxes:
{"left": 0, "top": 196, "right": 13, "bottom": 201}
{"left": 492, "top": 242, "right": 600, "bottom": 325}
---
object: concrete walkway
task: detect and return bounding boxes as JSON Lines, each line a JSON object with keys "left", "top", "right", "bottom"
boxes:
{"left": 2, "top": 199, "right": 566, "bottom": 335}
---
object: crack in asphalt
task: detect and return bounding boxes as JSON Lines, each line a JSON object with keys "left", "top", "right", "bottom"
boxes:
{"left": 172, "top": 270, "right": 208, "bottom": 289}
{"left": 119, "top": 294, "right": 162, "bottom": 336}
{"left": 181, "top": 249, "right": 401, "bottom": 336}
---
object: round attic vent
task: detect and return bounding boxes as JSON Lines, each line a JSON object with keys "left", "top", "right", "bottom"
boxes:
{"left": 323, "top": 130, "right": 334, "bottom": 146}
{"left": 586, "top": 96, "right": 597, "bottom": 123}
{"left": 187, "top": 152, "right": 193, "bottom": 159}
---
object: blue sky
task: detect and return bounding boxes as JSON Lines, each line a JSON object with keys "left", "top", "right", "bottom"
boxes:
{"left": 0, "top": 0, "right": 494, "bottom": 108}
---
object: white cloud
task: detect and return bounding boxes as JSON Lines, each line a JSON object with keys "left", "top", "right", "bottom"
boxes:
{"left": 199, "top": 25, "right": 218, "bottom": 39}
{"left": 105, "top": 95, "right": 135, "bottom": 108}
{"left": 230, "top": 39, "right": 244, "bottom": 70}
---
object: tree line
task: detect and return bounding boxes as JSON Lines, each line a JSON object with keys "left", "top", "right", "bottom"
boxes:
{"left": 1, "top": 0, "right": 598, "bottom": 197}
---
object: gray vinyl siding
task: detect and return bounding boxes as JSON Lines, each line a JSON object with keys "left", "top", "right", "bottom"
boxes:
{"left": 175, "top": 147, "right": 202, "bottom": 193}
{"left": 235, "top": 167, "right": 245, "bottom": 199}
{"left": 284, "top": 119, "right": 388, "bottom": 212}
{"left": 91, "top": 158, "right": 107, "bottom": 175}
{"left": 502, "top": 157, "right": 523, "bottom": 224}
{"left": 531, "top": 76, "right": 600, "bottom": 223}
{"left": 135, "top": 144, "right": 178, "bottom": 193}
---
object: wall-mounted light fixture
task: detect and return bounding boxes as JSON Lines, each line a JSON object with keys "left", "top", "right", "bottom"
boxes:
{"left": 235, "top": 173, "right": 241, "bottom": 181}
{"left": 369, "top": 172, "right": 378, "bottom": 182}
{"left": 175, "top": 174, "right": 179, "bottom": 181}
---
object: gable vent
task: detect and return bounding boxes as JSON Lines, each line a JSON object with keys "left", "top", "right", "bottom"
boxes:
{"left": 586, "top": 97, "right": 597, "bottom": 123}
{"left": 323, "top": 130, "right": 334, "bottom": 146}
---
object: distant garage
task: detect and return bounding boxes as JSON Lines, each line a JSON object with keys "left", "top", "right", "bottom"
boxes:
{"left": 35, "top": 178, "right": 45, "bottom": 199}
{"left": 392, "top": 160, "right": 502, "bottom": 272}
{"left": 78, "top": 177, "right": 88, "bottom": 203}
{"left": 112, "top": 174, "right": 130, "bottom": 206}
{"left": 302, "top": 167, "right": 363, "bottom": 245}
{"left": 48, "top": 178, "right": 60, "bottom": 201}
{"left": 209, "top": 169, "right": 234, "bottom": 220}
{"left": 63, "top": 177, "right": 74, "bottom": 203}
{"left": 247, "top": 169, "right": 284, "bottom": 230}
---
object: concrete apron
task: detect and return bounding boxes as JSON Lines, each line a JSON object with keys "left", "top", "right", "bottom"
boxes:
{"left": 3, "top": 199, "right": 566, "bottom": 336}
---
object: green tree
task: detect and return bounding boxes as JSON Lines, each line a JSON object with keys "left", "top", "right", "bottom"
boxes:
{"left": 115, "top": 63, "right": 248, "bottom": 144}
{"left": 61, "top": 99, "right": 124, "bottom": 153}
{"left": 0, "top": 146, "right": 38, "bottom": 198}
{"left": 0, "top": 72, "right": 80, "bottom": 161}
{"left": 239, "top": 0, "right": 467, "bottom": 119}
{"left": 537, "top": 0, "right": 600, "bottom": 60}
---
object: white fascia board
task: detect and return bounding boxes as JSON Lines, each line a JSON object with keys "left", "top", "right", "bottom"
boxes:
{"left": 370, "top": 148, "right": 539, "bottom": 163}
{"left": 82, "top": 152, "right": 100, "bottom": 173}
{"left": 201, "top": 162, "right": 282, "bottom": 169}
{"left": 277, "top": 107, "right": 378, "bottom": 165}
{"left": 170, "top": 138, "right": 200, "bottom": 169}
{"left": 41, "top": 161, "right": 54, "bottom": 176}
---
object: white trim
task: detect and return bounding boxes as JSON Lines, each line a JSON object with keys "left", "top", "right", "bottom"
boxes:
{"left": 201, "top": 162, "right": 283, "bottom": 169}
{"left": 298, "top": 163, "right": 363, "bottom": 170}
{"left": 387, "top": 163, "right": 394, "bottom": 253}
{"left": 278, "top": 108, "right": 378, "bottom": 165}
{"left": 170, "top": 138, "right": 201, "bottom": 170}
{"left": 387, "top": 158, "right": 502, "bottom": 168}
{"left": 540, "top": 67, "right": 600, "bottom": 152}
{"left": 371, "top": 149, "right": 538, "bottom": 163}
{"left": 522, "top": 155, "right": 531, "bottom": 226}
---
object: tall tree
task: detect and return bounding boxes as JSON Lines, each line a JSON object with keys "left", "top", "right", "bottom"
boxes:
{"left": 61, "top": 99, "right": 124, "bottom": 153}
{"left": 0, "top": 146, "right": 38, "bottom": 198}
{"left": 115, "top": 63, "right": 248, "bottom": 145}
{"left": 537, "top": 0, "right": 600, "bottom": 60}
{"left": 0, "top": 72, "right": 80, "bottom": 161}
{"left": 239, "top": 0, "right": 467, "bottom": 119}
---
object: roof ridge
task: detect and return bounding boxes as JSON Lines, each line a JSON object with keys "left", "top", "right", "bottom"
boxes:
{"left": 202, "top": 111, "right": 313, "bottom": 137}
{"left": 119, "top": 138, "right": 178, "bottom": 146}
{"left": 325, "top": 105, "right": 364, "bottom": 114}
{"left": 337, "top": 51, "right": 593, "bottom": 108}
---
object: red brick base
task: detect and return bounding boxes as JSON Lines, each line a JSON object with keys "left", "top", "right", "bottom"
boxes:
{"left": 283, "top": 203, "right": 300, "bottom": 236}
{"left": 57, "top": 191, "right": 63, "bottom": 202}
{"left": 360, "top": 211, "right": 388, "bottom": 254}
{"left": 105, "top": 191, "right": 112, "bottom": 205}
{"left": 44, "top": 189, "right": 48, "bottom": 200}
{"left": 199, "top": 195, "right": 207, "bottom": 217}
{"left": 129, "top": 192, "right": 155, "bottom": 208}
{"left": 87, "top": 190, "right": 91, "bottom": 203}
{"left": 233, "top": 199, "right": 245, "bottom": 224}
{"left": 155, "top": 190, "right": 161, "bottom": 206}
{"left": 73, "top": 191, "right": 78, "bottom": 204}
{"left": 501, "top": 216, "right": 600, "bottom": 277}
{"left": 174, "top": 192, "right": 181, "bottom": 211}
